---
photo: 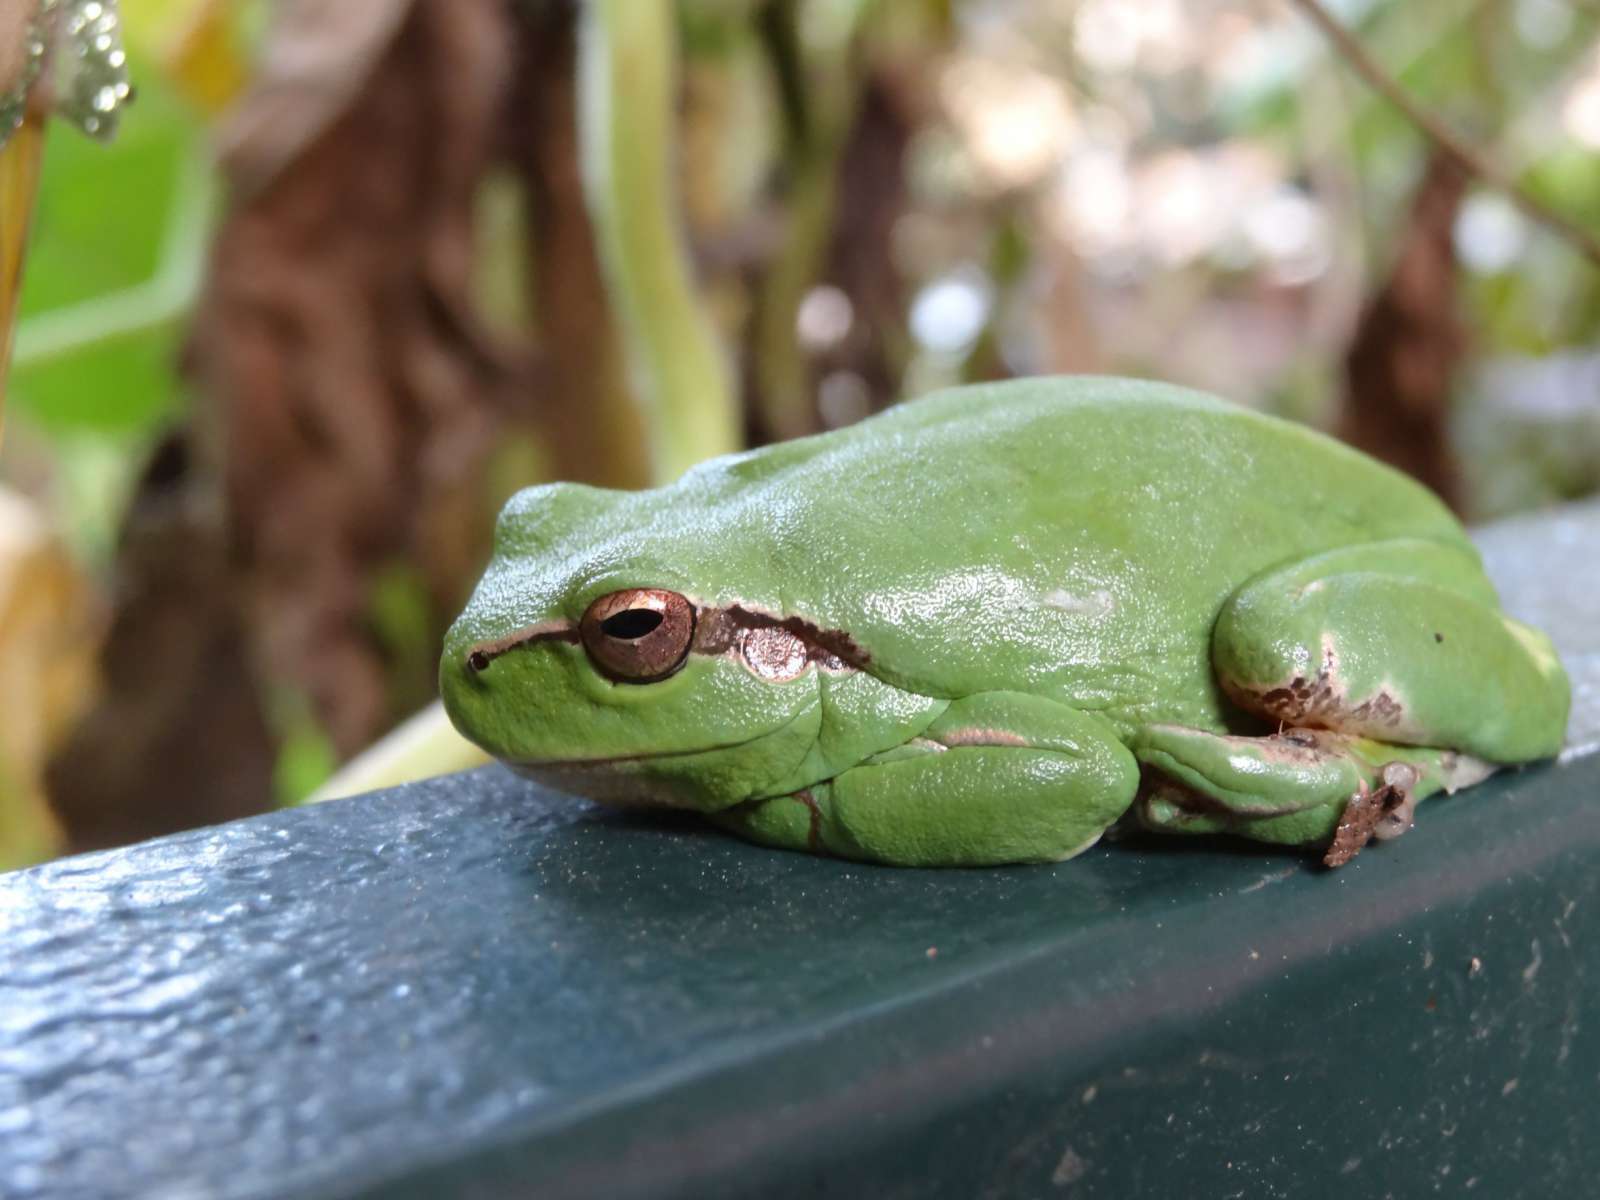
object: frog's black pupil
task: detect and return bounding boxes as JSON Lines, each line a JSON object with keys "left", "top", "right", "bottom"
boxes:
{"left": 601, "top": 609, "right": 664, "bottom": 640}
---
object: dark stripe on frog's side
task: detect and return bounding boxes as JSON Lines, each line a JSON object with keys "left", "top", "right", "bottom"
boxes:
{"left": 692, "top": 604, "right": 869, "bottom": 672}
{"left": 464, "top": 604, "right": 868, "bottom": 675}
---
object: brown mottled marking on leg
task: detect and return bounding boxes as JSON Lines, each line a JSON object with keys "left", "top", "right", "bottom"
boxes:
{"left": 1226, "top": 640, "right": 1411, "bottom": 738}
{"left": 1349, "top": 691, "right": 1405, "bottom": 727}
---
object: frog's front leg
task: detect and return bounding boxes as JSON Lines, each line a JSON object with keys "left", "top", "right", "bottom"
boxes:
{"left": 708, "top": 693, "right": 1139, "bottom": 867}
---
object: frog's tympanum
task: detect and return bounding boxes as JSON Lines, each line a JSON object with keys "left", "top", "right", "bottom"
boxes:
{"left": 441, "top": 378, "right": 1570, "bottom": 868}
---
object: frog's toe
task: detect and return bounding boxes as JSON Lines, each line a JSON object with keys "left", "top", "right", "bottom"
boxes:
{"left": 1371, "top": 761, "right": 1421, "bottom": 841}
{"left": 1323, "top": 761, "right": 1422, "bottom": 867}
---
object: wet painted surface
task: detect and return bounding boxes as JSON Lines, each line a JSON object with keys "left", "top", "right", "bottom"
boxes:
{"left": 1475, "top": 499, "right": 1600, "bottom": 753}
{"left": 3, "top": 502, "right": 1597, "bottom": 1200}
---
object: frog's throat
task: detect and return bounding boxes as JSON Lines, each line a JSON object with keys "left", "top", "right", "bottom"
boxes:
{"left": 509, "top": 740, "right": 755, "bottom": 772}
{"left": 462, "top": 601, "right": 869, "bottom": 678}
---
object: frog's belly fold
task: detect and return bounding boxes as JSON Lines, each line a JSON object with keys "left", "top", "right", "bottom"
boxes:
{"left": 510, "top": 762, "right": 701, "bottom": 809}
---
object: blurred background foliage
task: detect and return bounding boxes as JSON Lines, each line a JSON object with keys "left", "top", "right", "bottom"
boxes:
{"left": 1, "top": 0, "right": 1598, "bottom": 865}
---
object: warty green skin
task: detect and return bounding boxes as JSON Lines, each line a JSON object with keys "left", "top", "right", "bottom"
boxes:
{"left": 441, "top": 377, "right": 1571, "bottom": 867}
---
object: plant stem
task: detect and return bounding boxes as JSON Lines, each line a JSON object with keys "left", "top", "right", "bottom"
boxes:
{"left": 0, "top": 105, "right": 46, "bottom": 418}
{"left": 1289, "top": 0, "right": 1600, "bottom": 269}
{"left": 578, "top": 0, "right": 740, "bottom": 483}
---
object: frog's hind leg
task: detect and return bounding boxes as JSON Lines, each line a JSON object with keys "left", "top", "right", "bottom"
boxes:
{"left": 1146, "top": 537, "right": 1568, "bottom": 864}
{"left": 1212, "top": 539, "right": 1569, "bottom": 765}
{"left": 1139, "top": 540, "right": 1561, "bottom": 870}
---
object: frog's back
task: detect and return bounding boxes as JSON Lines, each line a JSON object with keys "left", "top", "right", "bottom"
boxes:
{"left": 728, "top": 375, "right": 1468, "bottom": 585}
{"left": 650, "top": 377, "right": 1475, "bottom": 726}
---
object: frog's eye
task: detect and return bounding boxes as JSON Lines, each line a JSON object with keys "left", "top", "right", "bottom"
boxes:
{"left": 580, "top": 589, "right": 695, "bottom": 682}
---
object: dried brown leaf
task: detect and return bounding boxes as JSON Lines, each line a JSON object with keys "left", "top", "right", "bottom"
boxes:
{"left": 0, "top": 486, "right": 96, "bottom": 865}
{"left": 188, "top": 0, "right": 535, "bottom": 755}
{"left": 214, "top": 0, "right": 417, "bottom": 198}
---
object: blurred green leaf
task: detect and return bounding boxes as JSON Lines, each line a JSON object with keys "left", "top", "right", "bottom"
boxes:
{"left": 272, "top": 701, "right": 338, "bottom": 807}
{"left": 9, "top": 44, "right": 208, "bottom": 435}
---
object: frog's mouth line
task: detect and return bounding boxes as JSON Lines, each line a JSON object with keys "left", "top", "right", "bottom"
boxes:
{"left": 509, "top": 741, "right": 748, "bottom": 771}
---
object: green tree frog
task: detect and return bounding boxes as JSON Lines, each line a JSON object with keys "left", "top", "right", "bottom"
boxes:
{"left": 441, "top": 378, "right": 1570, "bottom": 868}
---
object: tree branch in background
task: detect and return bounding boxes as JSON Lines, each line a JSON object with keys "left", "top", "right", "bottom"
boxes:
{"left": 749, "top": 0, "right": 864, "bottom": 443}
{"left": 1340, "top": 152, "right": 1468, "bottom": 512}
{"left": 1289, "top": 0, "right": 1600, "bottom": 270}
{"left": 509, "top": 0, "right": 651, "bottom": 489}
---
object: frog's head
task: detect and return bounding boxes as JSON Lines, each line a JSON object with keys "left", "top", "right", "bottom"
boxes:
{"left": 440, "top": 481, "right": 847, "bottom": 811}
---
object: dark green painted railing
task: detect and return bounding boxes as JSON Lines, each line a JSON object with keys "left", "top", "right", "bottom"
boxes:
{"left": 3, "top": 501, "right": 1597, "bottom": 1199}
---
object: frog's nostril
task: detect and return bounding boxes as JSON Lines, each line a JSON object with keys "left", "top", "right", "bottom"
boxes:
{"left": 466, "top": 650, "right": 491, "bottom": 674}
